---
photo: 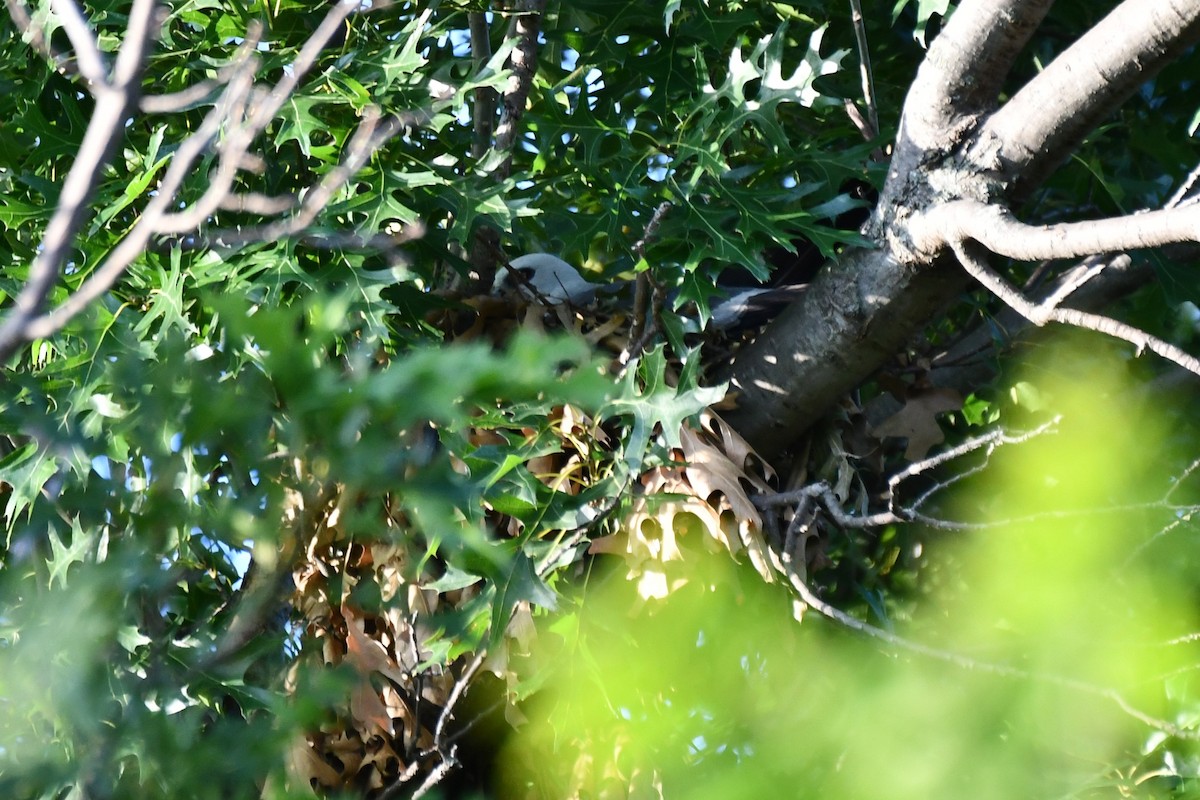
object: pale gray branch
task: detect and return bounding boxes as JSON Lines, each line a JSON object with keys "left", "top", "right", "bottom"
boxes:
{"left": 8, "top": 0, "right": 386, "bottom": 350}
{"left": 21, "top": 97, "right": 232, "bottom": 341}
{"left": 912, "top": 198, "right": 1200, "bottom": 375}
{"left": 247, "top": 0, "right": 368, "bottom": 128}
{"left": 949, "top": 239, "right": 1200, "bottom": 375}
{"left": 207, "top": 108, "right": 410, "bottom": 245}
{"left": 903, "top": 0, "right": 1053, "bottom": 143}
{"left": 911, "top": 199, "right": 1200, "bottom": 262}
{"left": 49, "top": 0, "right": 107, "bottom": 87}
{"left": 217, "top": 192, "right": 298, "bottom": 216}
{"left": 140, "top": 23, "right": 262, "bottom": 114}
{"left": 5, "top": 0, "right": 73, "bottom": 75}
{"left": 779, "top": 555, "right": 1199, "bottom": 740}
{"left": 0, "top": 0, "right": 158, "bottom": 363}
{"left": 1169, "top": 161, "right": 1200, "bottom": 208}
{"left": 973, "top": 0, "right": 1200, "bottom": 197}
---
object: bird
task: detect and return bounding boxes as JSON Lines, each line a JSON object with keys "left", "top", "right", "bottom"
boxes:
{"left": 708, "top": 284, "right": 810, "bottom": 332}
{"left": 492, "top": 252, "right": 810, "bottom": 334}
{"left": 492, "top": 253, "right": 603, "bottom": 306}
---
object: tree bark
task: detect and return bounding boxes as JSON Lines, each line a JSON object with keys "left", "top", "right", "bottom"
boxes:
{"left": 720, "top": 0, "right": 1200, "bottom": 463}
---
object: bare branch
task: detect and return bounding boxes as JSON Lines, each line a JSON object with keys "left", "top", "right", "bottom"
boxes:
{"left": 754, "top": 415, "right": 1200, "bottom": 739}
{"left": 469, "top": 10, "right": 496, "bottom": 160}
{"left": 491, "top": 0, "right": 545, "bottom": 174}
{"left": 139, "top": 78, "right": 224, "bottom": 113}
{"left": 972, "top": 0, "right": 1200, "bottom": 197}
{"left": 208, "top": 108, "right": 412, "bottom": 245}
{"left": 140, "top": 23, "right": 264, "bottom": 114}
{"left": 19, "top": 77, "right": 243, "bottom": 342}
{"left": 248, "top": 0, "right": 371, "bottom": 128}
{"left": 0, "top": 0, "right": 157, "bottom": 364}
{"left": 911, "top": 199, "right": 1200, "bottom": 263}
{"left": 847, "top": 0, "right": 878, "bottom": 138}
{"left": 5, "top": 0, "right": 75, "bottom": 75}
{"left": 1169, "top": 161, "right": 1200, "bottom": 209}
{"left": 217, "top": 192, "right": 298, "bottom": 215}
{"left": 433, "top": 652, "right": 485, "bottom": 746}
{"left": 949, "top": 238, "right": 1200, "bottom": 375}
{"left": 111, "top": 0, "right": 160, "bottom": 88}
{"left": 411, "top": 757, "right": 456, "bottom": 800}
{"left": 2, "top": 0, "right": 392, "bottom": 353}
{"left": 757, "top": 415, "right": 1200, "bottom": 536}
{"left": 777, "top": 552, "right": 1200, "bottom": 740}
{"left": 622, "top": 201, "right": 672, "bottom": 364}
{"left": 468, "top": 0, "right": 546, "bottom": 292}
{"left": 49, "top": 0, "right": 108, "bottom": 87}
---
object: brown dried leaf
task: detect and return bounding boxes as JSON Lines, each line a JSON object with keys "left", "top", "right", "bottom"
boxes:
{"left": 343, "top": 607, "right": 409, "bottom": 686}
{"left": 287, "top": 734, "right": 344, "bottom": 790}
{"left": 697, "top": 409, "right": 775, "bottom": 486}
{"left": 872, "top": 386, "right": 962, "bottom": 459}
{"left": 679, "top": 426, "right": 761, "bottom": 530}
{"left": 350, "top": 681, "right": 394, "bottom": 736}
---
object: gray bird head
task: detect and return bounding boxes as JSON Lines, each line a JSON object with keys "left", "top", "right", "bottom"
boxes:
{"left": 493, "top": 253, "right": 602, "bottom": 306}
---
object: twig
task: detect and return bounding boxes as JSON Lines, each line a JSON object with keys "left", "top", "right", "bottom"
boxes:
{"left": 469, "top": 10, "right": 497, "bottom": 160}
{"left": 0, "top": 0, "right": 158, "bottom": 364}
{"left": 433, "top": 652, "right": 486, "bottom": 746}
{"left": 140, "top": 23, "right": 264, "bottom": 113}
{"left": 626, "top": 273, "right": 651, "bottom": 348}
{"left": 777, "top": 550, "right": 1200, "bottom": 739}
{"left": 621, "top": 202, "right": 673, "bottom": 367}
{"left": 5, "top": 0, "right": 75, "bottom": 75}
{"left": 949, "top": 239, "right": 1200, "bottom": 376}
{"left": 406, "top": 610, "right": 424, "bottom": 758}
{"left": 847, "top": 0, "right": 878, "bottom": 138}
{"left": 411, "top": 757, "right": 456, "bottom": 799}
{"left": 49, "top": 0, "right": 108, "bottom": 88}
{"left": 1168, "top": 161, "right": 1200, "bottom": 208}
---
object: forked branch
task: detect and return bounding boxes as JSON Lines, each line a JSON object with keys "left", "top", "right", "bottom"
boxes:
{"left": 910, "top": 198, "right": 1200, "bottom": 375}
{"left": 0, "top": 0, "right": 404, "bottom": 364}
{"left": 974, "top": 0, "right": 1200, "bottom": 195}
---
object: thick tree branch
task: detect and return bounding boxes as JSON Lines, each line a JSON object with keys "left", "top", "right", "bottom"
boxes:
{"left": 717, "top": 247, "right": 967, "bottom": 462}
{"left": 901, "top": 0, "right": 1052, "bottom": 145}
{"left": 883, "top": 0, "right": 1053, "bottom": 206}
{"left": 971, "top": 0, "right": 1200, "bottom": 196}
{"left": 6, "top": 0, "right": 75, "bottom": 76}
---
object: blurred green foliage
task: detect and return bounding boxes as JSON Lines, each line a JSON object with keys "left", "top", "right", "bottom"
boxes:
{"left": 503, "top": 341, "right": 1200, "bottom": 799}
